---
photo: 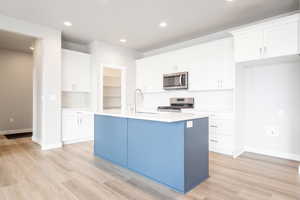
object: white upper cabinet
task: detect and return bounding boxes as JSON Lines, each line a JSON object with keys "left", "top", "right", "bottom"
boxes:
{"left": 136, "top": 37, "right": 235, "bottom": 92}
{"left": 263, "top": 20, "right": 299, "bottom": 58}
{"left": 233, "top": 29, "right": 263, "bottom": 62}
{"left": 187, "top": 38, "right": 234, "bottom": 91}
{"left": 136, "top": 53, "right": 174, "bottom": 92}
{"left": 231, "top": 14, "right": 300, "bottom": 63}
{"left": 62, "top": 49, "right": 91, "bottom": 92}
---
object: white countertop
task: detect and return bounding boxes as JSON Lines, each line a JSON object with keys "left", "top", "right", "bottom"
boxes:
{"left": 94, "top": 111, "right": 208, "bottom": 123}
{"left": 62, "top": 107, "right": 93, "bottom": 114}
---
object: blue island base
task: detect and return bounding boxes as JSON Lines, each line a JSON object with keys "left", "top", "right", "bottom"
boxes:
{"left": 94, "top": 115, "right": 209, "bottom": 193}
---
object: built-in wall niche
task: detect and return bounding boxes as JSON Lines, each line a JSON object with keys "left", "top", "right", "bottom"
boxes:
{"left": 102, "top": 67, "right": 122, "bottom": 111}
{"left": 62, "top": 91, "right": 90, "bottom": 108}
{"left": 235, "top": 60, "right": 300, "bottom": 161}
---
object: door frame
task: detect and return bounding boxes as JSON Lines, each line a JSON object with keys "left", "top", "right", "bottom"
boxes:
{"left": 97, "top": 64, "right": 127, "bottom": 112}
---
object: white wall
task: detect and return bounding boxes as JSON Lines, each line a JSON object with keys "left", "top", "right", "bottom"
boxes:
{"left": 242, "top": 61, "right": 300, "bottom": 161}
{"left": 0, "top": 49, "right": 33, "bottom": 133}
{"left": 89, "top": 41, "right": 141, "bottom": 111}
{"left": 0, "top": 14, "right": 62, "bottom": 150}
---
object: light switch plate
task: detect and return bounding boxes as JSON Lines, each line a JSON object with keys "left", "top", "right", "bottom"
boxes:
{"left": 187, "top": 121, "right": 193, "bottom": 128}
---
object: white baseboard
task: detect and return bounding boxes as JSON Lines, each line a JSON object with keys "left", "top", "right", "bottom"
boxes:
{"left": 31, "top": 135, "right": 41, "bottom": 145}
{"left": 41, "top": 142, "right": 63, "bottom": 151}
{"left": 245, "top": 146, "right": 300, "bottom": 162}
{"left": 0, "top": 128, "right": 32, "bottom": 135}
{"left": 63, "top": 137, "right": 94, "bottom": 145}
{"left": 233, "top": 148, "right": 245, "bottom": 158}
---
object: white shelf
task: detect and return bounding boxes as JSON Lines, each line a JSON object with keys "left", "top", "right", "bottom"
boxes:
{"left": 103, "top": 95, "right": 121, "bottom": 98}
{"left": 104, "top": 85, "right": 121, "bottom": 88}
{"left": 104, "top": 75, "right": 121, "bottom": 78}
{"left": 103, "top": 106, "right": 122, "bottom": 109}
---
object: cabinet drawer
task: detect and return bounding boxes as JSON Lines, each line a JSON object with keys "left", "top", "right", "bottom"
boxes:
{"left": 210, "top": 119, "right": 234, "bottom": 131}
{"left": 210, "top": 134, "right": 233, "bottom": 143}
{"left": 209, "top": 129, "right": 233, "bottom": 137}
{"left": 209, "top": 135, "right": 234, "bottom": 155}
{"left": 209, "top": 113, "right": 234, "bottom": 120}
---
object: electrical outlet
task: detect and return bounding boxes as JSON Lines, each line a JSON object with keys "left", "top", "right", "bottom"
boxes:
{"left": 9, "top": 118, "right": 14, "bottom": 123}
{"left": 264, "top": 126, "right": 279, "bottom": 137}
{"left": 187, "top": 121, "right": 193, "bottom": 128}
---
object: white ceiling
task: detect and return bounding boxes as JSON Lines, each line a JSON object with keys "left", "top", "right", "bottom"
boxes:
{"left": 0, "top": 30, "right": 35, "bottom": 53}
{"left": 0, "top": 0, "right": 298, "bottom": 52}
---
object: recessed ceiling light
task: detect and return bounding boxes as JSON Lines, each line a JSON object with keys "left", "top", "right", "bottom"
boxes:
{"left": 29, "top": 46, "right": 34, "bottom": 51}
{"left": 159, "top": 22, "right": 167, "bottom": 28}
{"left": 120, "top": 39, "right": 127, "bottom": 43}
{"left": 64, "top": 21, "right": 72, "bottom": 27}
{"left": 225, "top": 0, "right": 234, "bottom": 2}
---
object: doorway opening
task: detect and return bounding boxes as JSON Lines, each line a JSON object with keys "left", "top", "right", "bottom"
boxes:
{"left": 0, "top": 30, "right": 36, "bottom": 143}
{"left": 98, "top": 65, "right": 126, "bottom": 113}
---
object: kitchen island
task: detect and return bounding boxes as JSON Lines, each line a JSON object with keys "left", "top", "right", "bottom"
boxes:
{"left": 94, "top": 111, "right": 209, "bottom": 193}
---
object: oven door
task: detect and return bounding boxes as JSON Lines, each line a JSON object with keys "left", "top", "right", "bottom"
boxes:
{"left": 163, "top": 72, "right": 188, "bottom": 90}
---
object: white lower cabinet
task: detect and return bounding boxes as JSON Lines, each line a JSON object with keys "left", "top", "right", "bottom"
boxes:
{"left": 62, "top": 111, "right": 94, "bottom": 144}
{"left": 209, "top": 113, "right": 235, "bottom": 156}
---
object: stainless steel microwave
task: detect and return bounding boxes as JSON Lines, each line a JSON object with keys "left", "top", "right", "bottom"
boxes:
{"left": 163, "top": 72, "right": 188, "bottom": 90}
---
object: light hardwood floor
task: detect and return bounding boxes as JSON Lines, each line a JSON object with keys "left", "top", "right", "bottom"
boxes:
{"left": 0, "top": 135, "right": 299, "bottom": 200}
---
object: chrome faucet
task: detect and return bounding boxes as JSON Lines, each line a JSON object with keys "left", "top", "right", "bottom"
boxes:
{"left": 134, "top": 88, "right": 144, "bottom": 113}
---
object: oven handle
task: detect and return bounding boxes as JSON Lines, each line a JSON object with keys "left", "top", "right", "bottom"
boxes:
{"left": 179, "top": 74, "right": 182, "bottom": 86}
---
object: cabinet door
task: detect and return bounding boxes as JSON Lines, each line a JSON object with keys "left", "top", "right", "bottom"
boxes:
{"left": 79, "top": 113, "right": 94, "bottom": 140}
{"left": 136, "top": 54, "right": 172, "bottom": 92}
{"left": 62, "top": 50, "right": 77, "bottom": 91}
{"left": 62, "top": 114, "right": 79, "bottom": 141}
{"left": 136, "top": 57, "right": 162, "bottom": 92}
{"left": 220, "top": 38, "right": 235, "bottom": 89}
{"left": 233, "top": 29, "right": 263, "bottom": 62}
{"left": 187, "top": 42, "right": 219, "bottom": 90}
{"left": 263, "top": 21, "right": 299, "bottom": 58}
{"left": 127, "top": 119, "right": 185, "bottom": 192}
{"left": 94, "top": 115, "right": 128, "bottom": 167}
{"left": 75, "top": 54, "right": 91, "bottom": 92}
{"left": 62, "top": 49, "right": 91, "bottom": 92}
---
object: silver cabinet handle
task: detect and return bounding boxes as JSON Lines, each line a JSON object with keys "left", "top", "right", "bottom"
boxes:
{"left": 210, "top": 139, "right": 218, "bottom": 143}
{"left": 259, "top": 48, "right": 263, "bottom": 57}
{"left": 264, "top": 46, "right": 267, "bottom": 57}
{"left": 210, "top": 125, "right": 218, "bottom": 128}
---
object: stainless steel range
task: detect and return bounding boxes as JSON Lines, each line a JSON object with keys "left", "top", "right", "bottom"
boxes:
{"left": 157, "top": 97, "right": 194, "bottom": 112}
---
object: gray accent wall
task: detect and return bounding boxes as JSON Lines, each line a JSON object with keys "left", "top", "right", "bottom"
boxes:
{"left": 0, "top": 49, "right": 33, "bottom": 133}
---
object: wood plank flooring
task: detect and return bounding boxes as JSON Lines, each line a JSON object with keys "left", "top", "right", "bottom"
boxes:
{"left": 0, "top": 135, "right": 299, "bottom": 200}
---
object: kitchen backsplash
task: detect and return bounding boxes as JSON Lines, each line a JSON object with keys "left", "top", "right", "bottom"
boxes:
{"left": 141, "top": 90, "right": 234, "bottom": 113}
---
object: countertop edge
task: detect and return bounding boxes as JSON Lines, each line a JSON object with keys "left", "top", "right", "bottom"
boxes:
{"left": 94, "top": 112, "right": 209, "bottom": 123}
